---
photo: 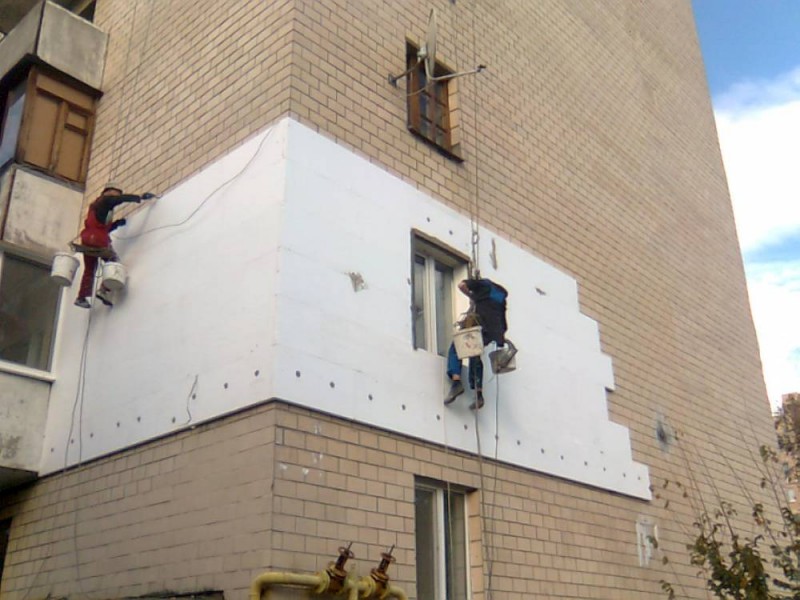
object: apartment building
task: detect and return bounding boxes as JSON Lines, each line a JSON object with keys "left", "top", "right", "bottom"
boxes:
{"left": 0, "top": 1, "right": 776, "bottom": 599}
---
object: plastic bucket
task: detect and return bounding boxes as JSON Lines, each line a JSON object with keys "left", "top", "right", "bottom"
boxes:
{"left": 51, "top": 252, "right": 80, "bottom": 286}
{"left": 101, "top": 261, "right": 127, "bottom": 291}
{"left": 453, "top": 326, "right": 483, "bottom": 359}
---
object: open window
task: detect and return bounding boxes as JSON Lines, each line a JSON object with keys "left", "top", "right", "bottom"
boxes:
{"left": 0, "top": 250, "right": 61, "bottom": 371}
{"left": 0, "top": 66, "right": 97, "bottom": 183}
{"left": 406, "top": 43, "right": 462, "bottom": 160}
{"left": 415, "top": 480, "right": 470, "bottom": 600}
{"left": 412, "top": 235, "right": 468, "bottom": 356}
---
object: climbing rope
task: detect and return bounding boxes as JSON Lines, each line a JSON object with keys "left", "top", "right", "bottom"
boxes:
{"left": 107, "top": 0, "right": 156, "bottom": 183}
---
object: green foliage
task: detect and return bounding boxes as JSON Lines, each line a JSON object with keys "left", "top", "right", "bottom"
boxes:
{"left": 661, "top": 441, "right": 800, "bottom": 599}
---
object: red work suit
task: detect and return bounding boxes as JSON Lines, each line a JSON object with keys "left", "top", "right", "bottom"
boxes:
{"left": 76, "top": 193, "right": 142, "bottom": 299}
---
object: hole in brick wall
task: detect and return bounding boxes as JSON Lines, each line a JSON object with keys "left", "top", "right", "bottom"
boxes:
{"left": 535, "top": 287, "right": 546, "bottom": 295}
{"left": 623, "top": 473, "right": 627, "bottom": 478}
{"left": 116, "top": 422, "right": 120, "bottom": 427}
{"left": 448, "top": 229, "right": 453, "bottom": 235}
{"left": 368, "top": 394, "right": 373, "bottom": 401}
{"left": 540, "top": 448, "right": 544, "bottom": 453}
{"left": 584, "top": 461, "right": 588, "bottom": 466}
{"left": 494, "top": 434, "right": 499, "bottom": 441}
{"left": 603, "top": 467, "right": 607, "bottom": 472}
{"left": 89, "top": 433, "right": 94, "bottom": 438}
{"left": 330, "top": 381, "right": 335, "bottom": 388}
{"left": 137, "top": 416, "right": 141, "bottom": 422}
{"left": 436, "top": 414, "right": 441, "bottom": 420}
{"left": 224, "top": 382, "right": 229, "bottom": 389}
{"left": 192, "top": 393, "right": 197, "bottom": 400}
{"left": 426, "top": 217, "right": 431, "bottom": 222}
{"left": 254, "top": 369, "right": 260, "bottom": 377}
{"left": 171, "top": 417, "right": 176, "bottom": 423}
{"left": 560, "top": 455, "right": 564, "bottom": 460}
{"left": 464, "top": 424, "right": 468, "bottom": 430}
{"left": 296, "top": 370, "right": 301, "bottom": 378}
{"left": 50, "top": 447, "right": 54, "bottom": 453}
{"left": 70, "top": 439, "right": 74, "bottom": 444}
{"left": 402, "top": 404, "right": 406, "bottom": 410}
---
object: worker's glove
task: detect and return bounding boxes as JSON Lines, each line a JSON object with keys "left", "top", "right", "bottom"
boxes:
{"left": 141, "top": 192, "right": 156, "bottom": 200}
{"left": 110, "top": 218, "right": 127, "bottom": 231}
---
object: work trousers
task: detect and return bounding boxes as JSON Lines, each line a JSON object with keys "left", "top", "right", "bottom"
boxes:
{"left": 77, "top": 245, "right": 118, "bottom": 299}
{"left": 447, "top": 343, "right": 485, "bottom": 390}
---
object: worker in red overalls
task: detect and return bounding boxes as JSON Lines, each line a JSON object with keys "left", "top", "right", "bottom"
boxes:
{"left": 74, "top": 184, "right": 155, "bottom": 308}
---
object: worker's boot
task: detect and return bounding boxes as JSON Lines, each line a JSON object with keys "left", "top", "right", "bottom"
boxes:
{"left": 469, "top": 391, "right": 485, "bottom": 410}
{"left": 74, "top": 297, "right": 90, "bottom": 309}
{"left": 444, "top": 380, "right": 464, "bottom": 405}
{"left": 96, "top": 287, "right": 113, "bottom": 307}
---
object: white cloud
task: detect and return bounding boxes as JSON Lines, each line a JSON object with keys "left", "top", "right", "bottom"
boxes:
{"left": 746, "top": 262, "right": 800, "bottom": 408}
{"left": 713, "top": 67, "right": 800, "bottom": 408}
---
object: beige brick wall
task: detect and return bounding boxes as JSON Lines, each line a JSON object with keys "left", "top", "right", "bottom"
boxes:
{"left": 5, "top": 0, "right": 775, "bottom": 598}
{"left": 4, "top": 401, "right": 771, "bottom": 599}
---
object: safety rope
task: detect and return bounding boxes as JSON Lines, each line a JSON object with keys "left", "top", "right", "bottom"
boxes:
{"left": 107, "top": 0, "right": 156, "bottom": 183}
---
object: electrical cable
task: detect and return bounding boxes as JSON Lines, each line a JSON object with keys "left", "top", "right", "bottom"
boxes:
{"left": 116, "top": 126, "right": 276, "bottom": 241}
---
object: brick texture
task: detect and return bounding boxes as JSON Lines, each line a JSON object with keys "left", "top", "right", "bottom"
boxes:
{"left": 1, "top": 0, "right": 776, "bottom": 599}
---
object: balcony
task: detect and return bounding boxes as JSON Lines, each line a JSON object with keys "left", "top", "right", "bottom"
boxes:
{"left": 0, "top": 0, "right": 106, "bottom": 91}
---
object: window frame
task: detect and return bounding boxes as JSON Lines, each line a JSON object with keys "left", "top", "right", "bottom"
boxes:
{"left": 0, "top": 65, "right": 98, "bottom": 183}
{"left": 411, "top": 234, "right": 469, "bottom": 357}
{"left": 0, "top": 245, "right": 62, "bottom": 373}
{"left": 414, "top": 479, "right": 471, "bottom": 600}
{"left": 406, "top": 43, "right": 462, "bottom": 161}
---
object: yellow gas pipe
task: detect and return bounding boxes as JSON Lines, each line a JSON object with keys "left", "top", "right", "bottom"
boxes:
{"left": 249, "top": 545, "right": 409, "bottom": 600}
{"left": 248, "top": 570, "right": 329, "bottom": 600}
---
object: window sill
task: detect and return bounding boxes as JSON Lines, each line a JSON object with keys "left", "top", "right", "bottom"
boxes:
{"left": 0, "top": 360, "right": 55, "bottom": 383}
{"left": 408, "top": 127, "right": 464, "bottom": 163}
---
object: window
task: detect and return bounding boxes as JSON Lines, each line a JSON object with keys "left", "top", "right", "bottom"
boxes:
{"left": 412, "top": 236, "right": 467, "bottom": 356}
{"left": 0, "top": 67, "right": 97, "bottom": 183}
{"left": 0, "top": 519, "right": 10, "bottom": 586}
{"left": 0, "top": 80, "right": 26, "bottom": 169}
{"left": 415, "top": 481, "right": 469, "bottom": 600}
{"left": 406, "top": 43, "right": 461, "bottom": 159}
{"left": 0, "top": 252, "right": 61, "bottom": 371}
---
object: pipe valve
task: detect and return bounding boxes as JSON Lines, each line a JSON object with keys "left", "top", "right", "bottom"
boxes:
{"left": 327, "top": 542, "right": 355, "bottom": 594}
{"left": 369, "top": 545, "right": 396, "bottom": 596}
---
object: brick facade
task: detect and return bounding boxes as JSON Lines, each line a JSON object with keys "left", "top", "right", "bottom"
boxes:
{"left": 0, "top": 1, "right": 775, "bottom": 599}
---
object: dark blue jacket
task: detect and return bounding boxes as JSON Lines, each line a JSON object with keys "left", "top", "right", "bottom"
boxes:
{"left": 464, "top": 278, "right": 508, "bottom": 345}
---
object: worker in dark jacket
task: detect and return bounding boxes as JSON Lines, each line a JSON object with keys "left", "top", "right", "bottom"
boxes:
{"left": 445, "top": 277, "right": 513, "bottom": 409}
{"left": 74, "top": 184, "right": 155, "bottom": 308}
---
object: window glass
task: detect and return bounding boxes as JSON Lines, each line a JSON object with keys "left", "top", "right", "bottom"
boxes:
{"left": 415, "top": 482, "right": 469, "bottom": 600}
{"left": 413, "top": 255, "right": 427, "bottom": 350}
{"left": 0, "top": 254, "right": 60, "bottom": 370}
{"left": 0, "top": 518, "right": 10, "bottom": 585}
{"left": 414, "top": 487, "right": 437, "bottom": 599}
{"left": 445, "top": 490, "right": 468, "bottom": 599}
{"left": 0, "top": 81, "right": 27, "bottom": 168}
{"left": 406, "top": 44, "right": 459, "bottom": 158}
{"left": 434, "top": 261, "right": 453, "bottom": 357}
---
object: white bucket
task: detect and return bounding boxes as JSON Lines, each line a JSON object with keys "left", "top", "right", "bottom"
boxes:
{"left": 51, "top": 252, "right": 80, "bottom": 286}
{"left": 453, "top": 326, "right": 483, "bottom": 359}
{"left": 101, "top": 261, "right": 127, "bottom": 291}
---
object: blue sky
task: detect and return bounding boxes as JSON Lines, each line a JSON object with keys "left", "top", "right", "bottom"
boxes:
{"left": 692, "top": 1, "right": 800, "bottom": 408}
